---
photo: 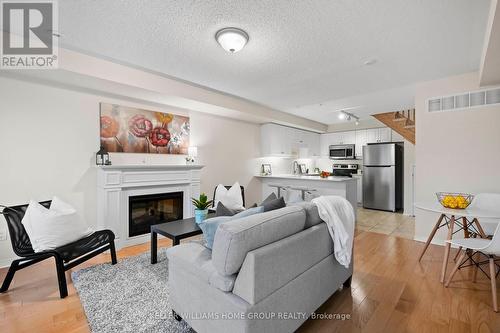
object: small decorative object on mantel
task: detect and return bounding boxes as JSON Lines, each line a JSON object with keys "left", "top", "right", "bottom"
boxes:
{"left": 191, "top": 193, "right": 213, "bottom": 224}
{"left": 261, "top": 164, "right": 272, "bottom": 176}
{"left": 96, "top": 146, "right": 111, "bottom": 166}
{"left": 186, "top": 146, "right": 198, "bottom": 164}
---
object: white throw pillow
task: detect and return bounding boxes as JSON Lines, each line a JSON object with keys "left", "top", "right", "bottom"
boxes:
{"left": 214, "top": 182, "right": 244, "bottom": 211}
{"left": 21, "top": 197, "right": 94, "bottom": 252}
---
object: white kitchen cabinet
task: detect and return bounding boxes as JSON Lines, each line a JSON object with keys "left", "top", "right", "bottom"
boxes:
{"left": 353, "top": 175, "right": 363, "bottom": 204}
{"left": 379, "top": 127, "right": 392, "bottom": 142}
{"left": 342, "top": 131, "right": 356, "bottom": 144}
{"left": 261, "top": 123, "right": 320, "bottom": 157}
{"left": 329, "top": 131, "right": 355, "bottom": 145}
{"left": 366, "top": 128, "right": 392, "bottom": 144}
{"left": 303, "top": 131, "right": 321, "bottom": 157}
{"left": 320, "top": 131, "right": 356, "bottom": 155}
{"left": 366, "top": 128, "right": 379, "bottom": 143}
{"left": 355, "top": 130, "right": 367, "bottom": 158}
{"left": 328, "top": 132, "right": 343, "bottom": 145}
{"left": 320, "top": 133, "right": 334, "bottom": 157}
{"left": 261, "top": 123, "right": 292, "bottom": 156}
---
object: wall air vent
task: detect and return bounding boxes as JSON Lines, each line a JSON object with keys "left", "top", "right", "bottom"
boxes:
{"left": 428, "top": 87, "right": 500, "bottom": 113}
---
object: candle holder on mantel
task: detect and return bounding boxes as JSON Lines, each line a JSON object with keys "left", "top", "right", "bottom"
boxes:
{"left": 96, "top": 146, "right": 111, "bottom": 166}
{"left": 186, "top": 146, "right": 198, "bottom": 165}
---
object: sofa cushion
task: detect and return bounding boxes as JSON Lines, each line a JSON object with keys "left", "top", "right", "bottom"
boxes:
{"left": 199, "top": 206, "right": 265, "bottom": 249}
{"left": 212, "top": 206, "right": 306, "bottom": 276}
{"left": 233, "top": 223, "right": 335, "bottom": 304}
{"left": 199, "top": 216, "right": 232, "bottom": 249}
{"left": 263, "top": 196, "right": 286, "bottom": 212}
{"left": 261, "top": 192, "right": 277, "bottom": 205}
{"left": 166, "top": 242, "right": 236, "bottom": 292}
{"left": 215, "top": 202, "right": 243, "bottom": 217}
{"left": 287, "top": 201, "right": 323, "bottom": 228}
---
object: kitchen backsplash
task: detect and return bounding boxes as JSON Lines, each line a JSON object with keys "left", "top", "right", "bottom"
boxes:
{"left": 257, "top": 157, "right": 363, "bottom": 175}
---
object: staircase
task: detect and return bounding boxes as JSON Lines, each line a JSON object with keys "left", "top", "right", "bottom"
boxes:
{"left": 372, "top": 109, "right": 415, "bottom": 144}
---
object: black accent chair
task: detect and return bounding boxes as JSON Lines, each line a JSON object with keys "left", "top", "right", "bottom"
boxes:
{"left": 0, "top": 200, "right": 117, "bottom": 298}
{"left": 211, "top": 185, "right": 246, "bottom": 209}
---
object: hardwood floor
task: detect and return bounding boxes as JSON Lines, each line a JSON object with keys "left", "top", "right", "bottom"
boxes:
{"left": 1, "top": 210, "right": 498, "bottom": 333}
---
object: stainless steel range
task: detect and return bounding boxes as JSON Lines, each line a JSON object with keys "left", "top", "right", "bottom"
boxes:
{"left": 332, "top": 164, "right": 358, "bottom": 177}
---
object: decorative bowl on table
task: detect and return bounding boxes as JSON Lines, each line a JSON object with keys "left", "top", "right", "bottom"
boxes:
{"left": 436, "top": 192, "right": 474, "bottom": 209}
{"left": 319, "top": 171, "right": 331, "bottom": 178}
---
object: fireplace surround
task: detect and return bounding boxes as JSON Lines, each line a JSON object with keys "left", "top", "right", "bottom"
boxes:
{"left": 97, "top": 164, "right": 203, "bottom": 248}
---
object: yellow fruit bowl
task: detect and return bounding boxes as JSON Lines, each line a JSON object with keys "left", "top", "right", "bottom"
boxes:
{"left": 436, "top": 192, "right": 474, "bottom": 209}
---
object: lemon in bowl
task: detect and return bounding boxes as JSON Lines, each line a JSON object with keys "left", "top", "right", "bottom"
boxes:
{"left": 436, "top": 192, "right": 474, "bottom": 209}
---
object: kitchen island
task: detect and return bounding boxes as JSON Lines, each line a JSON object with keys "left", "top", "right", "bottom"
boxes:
{"left": 256, "top": 174, "right": 358, "bottom": 217}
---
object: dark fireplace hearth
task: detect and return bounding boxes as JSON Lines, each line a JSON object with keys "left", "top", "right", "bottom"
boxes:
{"left": 129, "top": 192, "right": 183, "bottom": 237}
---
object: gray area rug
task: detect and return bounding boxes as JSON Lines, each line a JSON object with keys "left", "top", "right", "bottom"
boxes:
{"left": 72, "top": 249, "right": 194, "bottom": 333}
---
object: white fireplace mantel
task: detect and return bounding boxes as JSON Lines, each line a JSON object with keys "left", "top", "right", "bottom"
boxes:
{"left": 97, "top": 164, "right": 203, "bottom": 248}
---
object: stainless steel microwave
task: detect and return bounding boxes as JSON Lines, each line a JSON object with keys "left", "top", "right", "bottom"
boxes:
{"left": 329, "top": 144, "right": 355, "bottom": 159}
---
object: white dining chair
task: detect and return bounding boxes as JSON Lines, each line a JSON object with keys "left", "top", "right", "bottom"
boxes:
{"left": 468, "top": 193, "right": 500, "bottom": 236}
{"left": 445, "top": 223, "right": 500, "bottom": 312}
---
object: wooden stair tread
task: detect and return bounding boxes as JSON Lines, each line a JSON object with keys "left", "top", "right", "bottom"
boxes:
{"left": 373, "top": 110, "right": 415, "bottom": 144}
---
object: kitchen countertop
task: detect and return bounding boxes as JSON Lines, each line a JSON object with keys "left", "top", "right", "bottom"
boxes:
{"left": 255, "top": 174, "right": 357, "bottom": 182}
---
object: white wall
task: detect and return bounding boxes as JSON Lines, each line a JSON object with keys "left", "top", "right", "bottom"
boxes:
{"left": 415, "top": 72, "right": 500, "bottom": 244}
{"left": 0, "top": 77, "right": 261, "bottom": 266}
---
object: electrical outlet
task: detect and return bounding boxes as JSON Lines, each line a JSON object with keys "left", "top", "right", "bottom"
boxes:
{"left": 0, "top": 229, "right": 7, "bottom": 241}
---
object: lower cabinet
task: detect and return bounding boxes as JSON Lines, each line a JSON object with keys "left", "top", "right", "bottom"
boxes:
{"left": 353, "top": 175, "right": 362, "bottom": 205}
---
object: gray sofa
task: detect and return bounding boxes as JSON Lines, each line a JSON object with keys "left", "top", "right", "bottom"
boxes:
{"left": 166, "top": 203, "right": 353, "bottom": 333}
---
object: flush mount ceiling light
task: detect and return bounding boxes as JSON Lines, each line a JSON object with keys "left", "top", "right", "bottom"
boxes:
{"left": 215, "top": 27, "right": 249, "bottom": 53}
{"left": 363, "top": 58, "right": 377, "bottom": 66}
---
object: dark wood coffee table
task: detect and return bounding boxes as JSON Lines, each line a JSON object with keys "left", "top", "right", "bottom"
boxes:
{"left": 150, "top": 215, "right": 213, "bottom": 264}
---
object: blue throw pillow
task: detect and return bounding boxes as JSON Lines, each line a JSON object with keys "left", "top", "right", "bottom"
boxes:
{"left": 199, "top": 206, "right": 265, "bottom": 249}
{"left": 233, "top": 205, "right": 264, "bottom": 218}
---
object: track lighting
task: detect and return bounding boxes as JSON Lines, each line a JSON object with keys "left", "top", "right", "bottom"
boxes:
{"left": 338, "top": 110, "right": 359, "bottom": 123}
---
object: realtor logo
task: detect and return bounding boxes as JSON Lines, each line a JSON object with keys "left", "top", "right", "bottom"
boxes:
{"left": 1, "top": 0, "right": 58, "bottom": 69}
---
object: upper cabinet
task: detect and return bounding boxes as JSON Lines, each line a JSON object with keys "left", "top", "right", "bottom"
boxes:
{"left": 328, "top": 131, "right": 355, "bottom": 145}
{"left": 321, "top": 127, "right": 393, "bottom": 158}
{"left": 261, "top": 124, "right": 393, "bottom": 159}
{"left": 261, "top": 124, "right": 290, "bottom": 157}
{"left": 366, "top": 127, "right": 392, "bottom": 144}
{"left": 261, "top": 123, "right": 320, "bottom": 158}
{"left": 355, "top": 130, "right": 368, "bottom": 158}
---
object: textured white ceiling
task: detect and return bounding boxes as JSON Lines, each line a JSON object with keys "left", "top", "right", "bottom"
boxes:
{"left": 59, "top": 0, "right": 491, "bottom": 124}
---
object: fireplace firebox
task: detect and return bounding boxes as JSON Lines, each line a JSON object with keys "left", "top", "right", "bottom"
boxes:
{"left": 128, "top": 192, "right": 183, "bottom": 237}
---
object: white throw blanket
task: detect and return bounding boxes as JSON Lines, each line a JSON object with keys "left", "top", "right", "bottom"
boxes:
{"left": 311, "top": 196, "right": 355, "bottom": 268}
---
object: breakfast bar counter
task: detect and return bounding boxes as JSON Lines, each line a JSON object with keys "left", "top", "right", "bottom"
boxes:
{"left": 255, "top": 174, "right": 358, "bottom": 217}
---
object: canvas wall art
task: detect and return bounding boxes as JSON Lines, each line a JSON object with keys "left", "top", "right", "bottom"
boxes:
{"left": 100, "top": 103, "right": 190, "bottom": 154}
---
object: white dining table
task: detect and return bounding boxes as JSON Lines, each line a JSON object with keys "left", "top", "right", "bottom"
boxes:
{"left": 415, "top": 202, "right": 500, "bottom": 283}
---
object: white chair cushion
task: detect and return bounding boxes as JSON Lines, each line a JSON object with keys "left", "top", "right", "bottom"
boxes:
{"left": 214, "top": 182, "right": 244, "bottom": 211}
{"left": 21, "top": 197, "right": 94, "bottom": 252}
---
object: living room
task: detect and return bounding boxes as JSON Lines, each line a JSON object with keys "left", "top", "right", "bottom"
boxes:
{"left": 1, "top": 1, "right": 500, "bottom": 332}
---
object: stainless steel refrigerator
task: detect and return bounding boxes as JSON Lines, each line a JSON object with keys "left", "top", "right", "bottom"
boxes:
{"left": 362, "top": 143, "right": 403, "bottom": 212}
